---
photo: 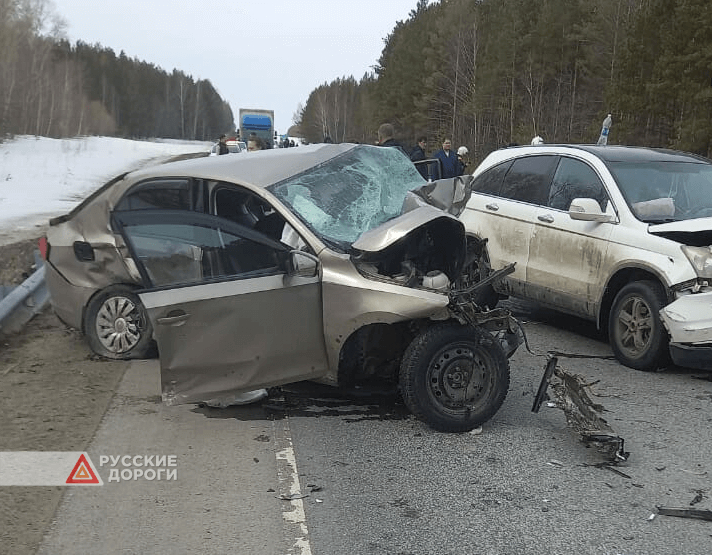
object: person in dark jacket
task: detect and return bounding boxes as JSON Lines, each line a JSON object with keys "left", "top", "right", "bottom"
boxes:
{"left": 434, "top": 139, "right": 459, "bottom": 178}
{"left": 410, "top": 136, "right": 429, "bottom": 178}
{"left": 410, "top": 136, "right": 427, "bottom": 162}
{"left": 218, "top": 134, "right": 229, "bottom": 155}
{"left": 377, "top": 123, "right": 407, "bottom": 155}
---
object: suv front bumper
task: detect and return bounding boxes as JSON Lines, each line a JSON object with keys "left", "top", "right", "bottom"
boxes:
{"left": 660, "top": 291, "right": 712, "bottom": 370}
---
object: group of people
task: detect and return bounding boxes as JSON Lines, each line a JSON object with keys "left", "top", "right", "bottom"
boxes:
{"left": 217, "top": 133, "right": 264, "bottom": 153}
{"left": 376, "top": 123, "right": 469, "bottom": 179}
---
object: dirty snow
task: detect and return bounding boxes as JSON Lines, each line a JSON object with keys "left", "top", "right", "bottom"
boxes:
{"left": 0, "top": 135, "right": 210, "bottom": 245}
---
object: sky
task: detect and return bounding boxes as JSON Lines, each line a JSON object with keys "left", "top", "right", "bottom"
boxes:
{"left": 0, "top": 136, "right": 210, "bottom": 245}
{"left": 49, "top": 0, "right": 421, "bottom": 135}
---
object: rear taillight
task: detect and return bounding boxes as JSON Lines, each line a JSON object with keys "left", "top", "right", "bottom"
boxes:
{"left": 38, "top": 237, "right": 50, "bottom": 260}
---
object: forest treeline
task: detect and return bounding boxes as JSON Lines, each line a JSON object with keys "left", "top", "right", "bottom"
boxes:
{"left": 3, "top": 0, "right": 712, "bottom": 163}
{"left": 0, "top": 0, "right": 234, "bottom": 140}
{"left": 297, "top": 0, "right": 712, "bottom": 162}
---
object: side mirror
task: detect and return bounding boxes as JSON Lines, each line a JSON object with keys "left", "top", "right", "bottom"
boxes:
{"left": 287, "top": 250, "right": 319, "bottom": 278}
{"left": 569, "top": 198, "right": 615, "bottom": 223}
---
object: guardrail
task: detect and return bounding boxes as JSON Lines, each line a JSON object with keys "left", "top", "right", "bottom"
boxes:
{"left": 0, "top": 263, "right": 50, "bottom": 335}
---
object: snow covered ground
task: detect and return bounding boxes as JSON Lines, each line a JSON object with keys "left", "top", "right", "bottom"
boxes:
{"left": 0, "top": 136, "right": 211, "bottom": 245}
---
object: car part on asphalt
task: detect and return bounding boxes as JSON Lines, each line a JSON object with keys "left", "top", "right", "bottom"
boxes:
{"left": 656, "top": 507, "right": 712, "bottom": 522}
{"left": 84, "top": 285, "right": 154, "bottom": 359}
{"left": 533, "top": 357, "right": 629, "bottom": 462}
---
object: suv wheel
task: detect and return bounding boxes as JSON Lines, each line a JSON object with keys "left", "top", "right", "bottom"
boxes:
{"left": 84, "top": 285, "right": 154, "bottom": 360}
{"left": 608, "top": 280, "right": 670, "bottom": 371}
{"left": 399, "top": 322, "right": 510, "bottom": 432}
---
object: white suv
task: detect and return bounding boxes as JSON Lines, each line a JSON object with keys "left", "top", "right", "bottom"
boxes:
{"left": 462, "top": 144, "right": 712, "bottom": 371}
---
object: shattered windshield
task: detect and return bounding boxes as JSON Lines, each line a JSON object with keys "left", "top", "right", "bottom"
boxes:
{"left": 268, "top": 145, "right": 425, "bottom": 246}
{"left": 608, "top": 161, "right": 712, "bottom": 222}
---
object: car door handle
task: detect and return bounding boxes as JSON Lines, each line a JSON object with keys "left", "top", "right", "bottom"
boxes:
{"left": 537, "top": 214, "right": 555, "bottom": 223}
{"left": 156, "top": 311, "right": 190, "bottom": 326}
{"left": 485, "top": 203, "right": 499, "bottom": 211}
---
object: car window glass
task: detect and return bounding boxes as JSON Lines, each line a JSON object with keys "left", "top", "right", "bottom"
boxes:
{"left": 471, "top": 160, "right": 512, "bottom": 196}
{"left": 121, "top": 221, "right": 284, "bottom": 287}
{"left": 116, "top": 179, "right": 192, "bottom": 211}
{"left": 212, "top": 185, "right": 300, "bottom": 246}
{"left": 269, "top": 146, "right": 424, "bottom": 246}
{"left": 547, "top": 158, "right": 609, "bottom": 211}
{"left": 500, "top": 156, "right": 558, "bottom": 205}
{"left": 608, "top": 161, "right": 712, "bottom": 221}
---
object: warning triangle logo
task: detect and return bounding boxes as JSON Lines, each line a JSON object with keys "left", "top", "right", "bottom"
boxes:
{"left": 66, "top": 453, "right": 101, "bottom": 485}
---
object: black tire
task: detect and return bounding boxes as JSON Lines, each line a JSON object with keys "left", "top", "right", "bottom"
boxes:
{"left": 608, "top": 280, "right": 670, "bottom": 371}
{"left": 453, "top": 238, "right": 500, "bottom": 309}
{"left": 399, "top": 322, "right": 510, "bottom": 432}
{"left": 84, "top": 285, "right": 154, "bottom": 360}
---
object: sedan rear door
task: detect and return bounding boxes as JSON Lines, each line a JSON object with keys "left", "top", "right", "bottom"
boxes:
{"left": 112, "top": 209, "right": 328, "bottom": 405}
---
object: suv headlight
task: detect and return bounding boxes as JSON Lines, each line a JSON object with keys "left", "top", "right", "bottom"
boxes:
{"left": 682, "top": 245, "right": 712, "bottom": 279}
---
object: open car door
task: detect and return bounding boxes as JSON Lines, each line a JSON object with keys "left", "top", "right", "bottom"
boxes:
{"left": 112, "top": 209, "right": 329, "bottom": 405}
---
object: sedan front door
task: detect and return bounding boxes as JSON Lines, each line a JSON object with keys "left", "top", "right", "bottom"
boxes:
{"left": 112, "top": 209, "right": 328, "bottom": 405}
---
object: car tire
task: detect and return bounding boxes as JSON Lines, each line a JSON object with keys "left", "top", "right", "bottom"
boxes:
{"left": 84, "top": 285, "right": 154, "bottom": 360}
{"left": 399, "top": 322, "right": 510, "bottom": 433}
{"left": 454, "top": 237, "right": 500, "bottom": 309}
{"left": 608, "top": 280, "right": 670, "bottom": 371}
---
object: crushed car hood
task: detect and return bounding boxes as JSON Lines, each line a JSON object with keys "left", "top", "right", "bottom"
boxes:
{"left": 649, "top": 217, "right": 712, "bottom": 247}
{"left": 352, "top": 176, "right": 474, "bottom": 253}
{"left": 350, "top": 177, "right": 474, "bottom": 284}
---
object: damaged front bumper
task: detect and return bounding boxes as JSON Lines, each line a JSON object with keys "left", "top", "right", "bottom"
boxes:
{"left": 660, "top": 291, "right": 712, "bottom": 370}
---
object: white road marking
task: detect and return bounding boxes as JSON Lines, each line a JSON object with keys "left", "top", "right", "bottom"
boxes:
{"left": 272, "top": 414, "right": 313, "bottom": 555}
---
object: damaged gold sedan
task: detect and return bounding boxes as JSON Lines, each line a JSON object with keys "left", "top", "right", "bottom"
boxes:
{"left": 42, "top": 143, "right": 522, "bottom": 432}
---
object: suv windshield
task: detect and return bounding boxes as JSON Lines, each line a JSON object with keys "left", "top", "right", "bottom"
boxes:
{"left": 269, "top": 145, "right": 425, "bottom": 246}
{"left": 608, "top": 161, "right": 712, "bottom": 222}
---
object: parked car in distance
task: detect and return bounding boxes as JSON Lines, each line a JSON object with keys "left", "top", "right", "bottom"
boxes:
{"left": 461, "top": 144, "right": 712, "bottom": 371}
{"left": 40, "top": 144, "right": 523, "bottom": 432}
{"left": 208, "top": 140, "right": 243, "bottom": 156}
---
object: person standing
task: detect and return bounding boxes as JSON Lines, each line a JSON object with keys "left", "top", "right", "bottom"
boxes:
{"left": 377, "top": 123, "right": 407, "bottom": 155}
{"left": 410, "top": 136, "right": 429, "bottom": 178}
{"left": 218, "top": 134, "right": 229, "bottom": 155}
{"left": 434, "top": 139, "right": 459, "bottom": 178}
{"left": 247, "top": 133, "right": 263, "bottom": 152}
{"left": 456, "top": 146, "right": 469, "bottom": 176}
{"left": 410, "top": 136, "right": 427, "bottom": 162}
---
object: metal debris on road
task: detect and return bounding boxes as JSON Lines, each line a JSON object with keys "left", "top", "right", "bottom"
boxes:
{"left": 532, "top": 356, "right": 629, "bottom": 462}
{"left": 656, "top": 506, "right": 712, "bottom": 521}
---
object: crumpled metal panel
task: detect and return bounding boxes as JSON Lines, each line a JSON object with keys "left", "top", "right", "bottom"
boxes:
{"left": 660, "top": 291, "right": 712, "bottom": 344}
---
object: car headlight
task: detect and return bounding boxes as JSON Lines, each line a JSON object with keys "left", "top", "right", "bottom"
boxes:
{"left": 682, "top": 245, "right": 712, "bottom": 279}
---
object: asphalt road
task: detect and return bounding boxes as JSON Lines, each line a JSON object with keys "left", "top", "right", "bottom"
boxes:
{"left": 37, "top": 301, "right": 712, "bottom": 555}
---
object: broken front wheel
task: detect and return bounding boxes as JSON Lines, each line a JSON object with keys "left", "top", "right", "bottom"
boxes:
{"left": 399, "top": 322, "right": 510, "bottom": 433}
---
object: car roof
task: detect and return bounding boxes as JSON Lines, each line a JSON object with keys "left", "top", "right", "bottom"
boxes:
{"left": 494, "top": 144, "right": 710, "bottom": 164}
{"left": 128, "top": 142, "right": 357, "bottom": 189}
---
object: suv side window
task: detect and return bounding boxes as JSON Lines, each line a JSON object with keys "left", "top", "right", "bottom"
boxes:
{"left": 471, "top": 160, "right": 512, "bottom": 196}
{"left": 116, "top": 179, "right": 193, "bottom": 211}
{"left": 501, "top": 156, "right": 558, "bottom": 205}
{"left": 547, "top": 158, "right": 609, "bottom": 211}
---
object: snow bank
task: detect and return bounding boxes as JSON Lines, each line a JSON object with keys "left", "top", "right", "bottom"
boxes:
{"left": 0, "top": 135, "right": 210, "bottom": 245}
